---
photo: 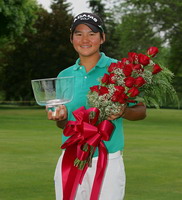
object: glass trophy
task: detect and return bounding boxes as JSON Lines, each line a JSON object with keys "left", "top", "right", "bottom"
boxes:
{"left": 31, "top": 76, "right": 74, "bottom": 115}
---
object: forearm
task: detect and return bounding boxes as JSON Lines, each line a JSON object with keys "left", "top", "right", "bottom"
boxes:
{"left": 122, "top": 103, "right": 146, "bottom": 121}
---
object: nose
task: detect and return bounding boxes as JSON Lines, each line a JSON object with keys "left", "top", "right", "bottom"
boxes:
{"left": 82, "top": 35, "right": 89, "bottom": 43}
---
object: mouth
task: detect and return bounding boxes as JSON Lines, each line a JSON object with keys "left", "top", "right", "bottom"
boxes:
{"left": 80, "top": 45, "right": 92, "bottom": 48}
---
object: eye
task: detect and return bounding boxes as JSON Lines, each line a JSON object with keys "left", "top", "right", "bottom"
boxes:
{"left": 74, "top": 32, "right": 82, "bottom": 36}
{"left": 89, "top": 32, "right": 96, "bottom": 36}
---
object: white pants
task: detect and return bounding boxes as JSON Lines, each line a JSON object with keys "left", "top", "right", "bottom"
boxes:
{"left": 54, "top": 151, "right": 126, "bottom": 200}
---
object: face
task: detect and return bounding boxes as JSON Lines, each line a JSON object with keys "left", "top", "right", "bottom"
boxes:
{"left": 71, "top": 24, "right": 105, "bottom": 58}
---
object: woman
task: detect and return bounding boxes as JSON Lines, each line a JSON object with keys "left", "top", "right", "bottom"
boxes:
{"left": 48, "top": 12, "right": 146, "bottom": 200}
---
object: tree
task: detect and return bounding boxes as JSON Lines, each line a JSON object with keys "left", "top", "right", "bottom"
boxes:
{"left": 119, "top": 0, "right": 182, "bottom": 76}
{"left": 0, "top": 0, "right": 38, "bottom": 42}
{"left": 115, "top": 13, "right": 162, "bottom": 58}
{"left": 1, "top": 0, "right": 77, "bottom": 101}
{"left": 88, "top": 0, "right": 106, "bottom": 18}
{"left": 0, "top": 0, "right": 39, "bottom": 97}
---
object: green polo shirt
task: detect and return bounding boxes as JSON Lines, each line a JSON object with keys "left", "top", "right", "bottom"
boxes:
{"left": 57, "top": 52, "right": 125, "bottom": 156}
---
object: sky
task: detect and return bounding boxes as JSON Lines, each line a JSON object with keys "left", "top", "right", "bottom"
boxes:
{"left": 37, "top": 0, "right": 91, "bottom": 15}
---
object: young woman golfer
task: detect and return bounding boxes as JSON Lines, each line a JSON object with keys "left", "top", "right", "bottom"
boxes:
{"left": 48, "top": 12, "right": 146, "bottom": 200}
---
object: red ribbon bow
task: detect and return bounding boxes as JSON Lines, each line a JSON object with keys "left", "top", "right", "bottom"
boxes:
{"left": 61, "top": 106, "right": 114, "bottom": 200}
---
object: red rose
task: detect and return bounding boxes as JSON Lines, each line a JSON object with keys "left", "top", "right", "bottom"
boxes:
{"left": 123, "top": 64, "right": 133, "bottom": 77}
{"left": 121, "top": 57, "right": 129, "bottom": 64}
{"left": 117, "top": 61, "right": 124, "bottom": 69}
{"left": 128, "top": 52, "right": 138, "bottom": 63}
{"left": 135, "top": 76, "right": 146, "bottom": 87}
{"left": 133, "top": 64, "right": 143, "bottom": 71}
{"left": 128, "top": 87, "right": 140, "bottom": 97}
{"left": 118, "top": 93, "right": 128, "bottom": 104}
{"left": 99, "top": 86, "right": 109, "bottom": 95}
{"left": 114, "top": 85, "right": 125, "bottom": 93}
{"left": 90, "top": 85, "right": 99, "bottom": 93}
{"left": 138, "top": 53, "right": 150, "bottom": 66}
{"left": 109, "top": 73, "right": 117, "bottom": 84}
{"left": 101, "top": 73, "right": 110, "bottom": 84}
{"left": 147, "top": 47, "right": 159, "bottom": 57}
{"left": 152, "top": 64, "right": 162, "bottom": 74}
{"left": 111, "top": 91, "right": 120, "bottom": 102}
{"left": 108, "top": 63, "right": 117, "bottom": 72}
{"left": 111, "top": 91, "right": 128, "bottom": 103}
{"left": 124, "top": 77, "right": 135, "bottom": 88}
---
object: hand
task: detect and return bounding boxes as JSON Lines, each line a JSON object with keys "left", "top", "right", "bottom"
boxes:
{"left": 107, "top": 104, "right": 127, "bottom": 121}
{"left": 47, "top": 105, "right": 67, "bottom": 121}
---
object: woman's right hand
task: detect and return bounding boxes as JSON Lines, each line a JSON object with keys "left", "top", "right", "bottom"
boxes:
{"left": 47, "top": 105, "right": 68, "bottom": 121}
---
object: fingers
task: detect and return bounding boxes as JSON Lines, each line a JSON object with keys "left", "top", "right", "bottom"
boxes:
{"left": 107, "top": 114, "right": 120, "bottom": 121}
{"left": 48, "top": 110, "right": 53, "bottom": 120}
{"left": 56, "top": 105, "right": 67, "bottom": 120}
{"left": 107, "top": 104, "right": 127, "bottom": 120}
{"left": 47, "top": 105, "right": 67, "bottom": 121}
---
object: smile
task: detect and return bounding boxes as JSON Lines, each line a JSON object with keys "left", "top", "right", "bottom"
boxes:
{"left": 80, "top": 45, "right": 92, "bottom": 48}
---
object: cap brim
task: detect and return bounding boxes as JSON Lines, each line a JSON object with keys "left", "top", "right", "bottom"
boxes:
{"left": 83, "top": 23, "right": 100, "bottom": 33}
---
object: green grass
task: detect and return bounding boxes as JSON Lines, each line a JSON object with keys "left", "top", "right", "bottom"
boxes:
{"left": 0, "top": 107, "right": 61, "bottom": 200}
{"left": 124, "top": 109, "right": 182, "bottom": 200}
{"left": 0, "top": 106, "right": 182, "bottom": 200}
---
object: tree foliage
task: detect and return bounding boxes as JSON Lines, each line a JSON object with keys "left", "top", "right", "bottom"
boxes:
{"left": 0, "top": 0, "right": 39, "bottom": 86}
{"left": 115, "top": 13, "right": 162, "bottom": 58}
{"left": 119, "top": 0, "right": 182, "bottom": 76}
{"left": 0, "top": 0, "right": 38, "bottom": 41}
{"left": 1, "top": 0, "right": 77, "bottom": 101}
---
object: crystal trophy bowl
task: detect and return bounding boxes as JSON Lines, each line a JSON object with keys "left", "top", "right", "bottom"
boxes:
{"left": 31, "top": 76, "right": 74, "bottom": 114}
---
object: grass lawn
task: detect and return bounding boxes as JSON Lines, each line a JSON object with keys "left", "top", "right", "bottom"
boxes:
{"left": 0, "top": 106, "right": 61, "bottom": 200}
{"left": 0, "top": 106, "right": 181, "bottom": 200}
{"left": 124, "top": 109, "right": 182, "bottom": 200}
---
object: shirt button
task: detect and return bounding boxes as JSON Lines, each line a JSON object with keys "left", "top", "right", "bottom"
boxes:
{"left": 79, "top": 67, "right": 82, "bottom": 69}
{"left": 84, "top": 76, "right": 87, "bottom": 79}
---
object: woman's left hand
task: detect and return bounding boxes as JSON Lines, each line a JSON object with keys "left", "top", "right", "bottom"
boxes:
{"left": 107, "top": 104, "right": 127, "bottom": 121}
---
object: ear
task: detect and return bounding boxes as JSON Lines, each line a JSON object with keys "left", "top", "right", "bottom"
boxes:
{"left": 70, "top": 35, "right": 73, "bottom": 43}
{"left": 100, "top": 33, "right": 106, "bottom": 44}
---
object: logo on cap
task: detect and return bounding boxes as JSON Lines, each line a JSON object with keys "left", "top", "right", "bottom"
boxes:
{"left": 74, "top": 14, "right": 98, "bottom": 23}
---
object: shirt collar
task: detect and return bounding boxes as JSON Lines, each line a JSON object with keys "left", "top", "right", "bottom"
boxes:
{"left": 73, "top": 52, "right": 110, "bottom": 70}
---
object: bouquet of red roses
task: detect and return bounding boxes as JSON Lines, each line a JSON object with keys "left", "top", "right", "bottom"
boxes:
{"left": 87, "top": 47, "right": 178, "bottom": 121}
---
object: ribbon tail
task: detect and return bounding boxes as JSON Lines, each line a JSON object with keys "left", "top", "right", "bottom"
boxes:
{"left": 62, "top": 145, "right": 83, "bottom": 200}
{"left": 90, "top": 142, "right": 108, "bottom": 200}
